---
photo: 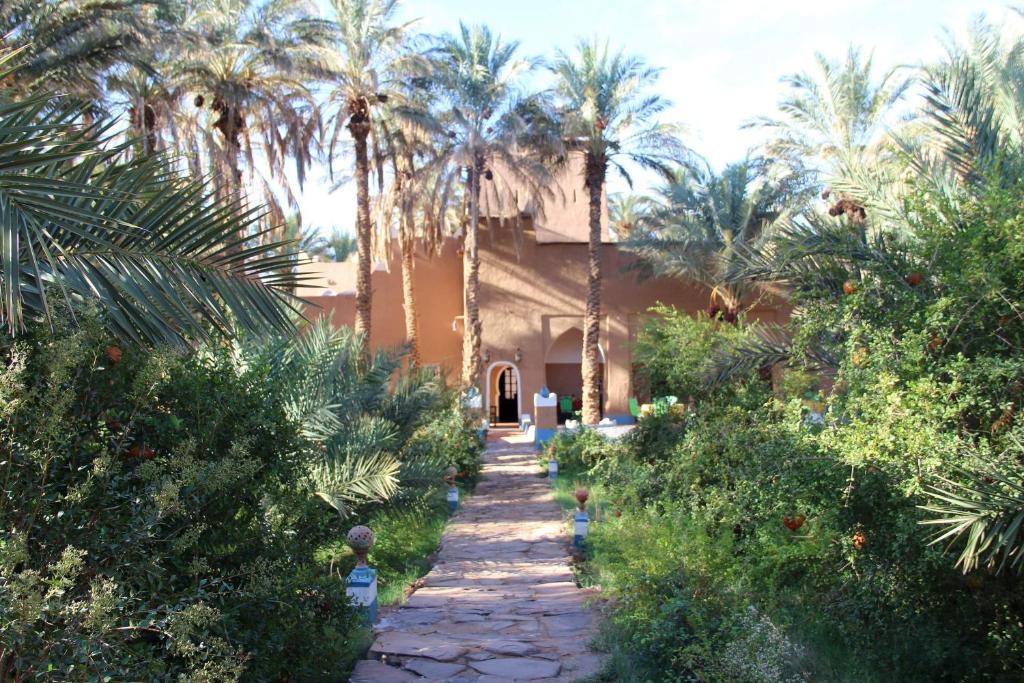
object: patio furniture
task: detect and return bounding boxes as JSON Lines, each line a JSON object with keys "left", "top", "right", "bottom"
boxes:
{"left": 559, "top": 395, "right": 573, "bottom": 417}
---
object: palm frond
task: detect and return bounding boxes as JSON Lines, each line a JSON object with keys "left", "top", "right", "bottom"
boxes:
{"left": 921, "top": 465, "right": 1024, "bottom": 575}
{"left": 0, "top": 82, "right": 304, "bottom": 345}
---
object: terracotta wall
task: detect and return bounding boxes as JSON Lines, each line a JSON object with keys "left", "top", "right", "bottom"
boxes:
{"left": 300, "top": 239, "right": 464, "bottom": 377}
{"left": 299, "top": 220, "right": 790, "bottom": 423}
{"left": 475, "top": 219, "right": 790, "bottom": 420}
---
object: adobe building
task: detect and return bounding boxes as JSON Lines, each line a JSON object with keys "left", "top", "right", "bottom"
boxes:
{"left": 296, "top": 157, "right": 789, "bottom": 426}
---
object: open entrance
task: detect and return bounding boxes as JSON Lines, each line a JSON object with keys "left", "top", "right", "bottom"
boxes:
{"left": 544, "top": 328, "right": 605, "bottom": 423}
{"left": 486, "top": 362, "right": 521, "bottom": 426}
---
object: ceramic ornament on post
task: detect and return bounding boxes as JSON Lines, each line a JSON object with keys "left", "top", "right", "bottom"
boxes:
{"left": 573, "top": 488, "right": 590, "bottom": 549}
{"left": 445, "top": 466, "right": 459, "bottom": 512}
{"left": 345, "top": 525, "right": 378, "bottom": 623}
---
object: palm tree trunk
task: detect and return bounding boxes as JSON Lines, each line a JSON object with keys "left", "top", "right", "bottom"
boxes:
{"left": 350, "top": 118, "right": 373, "bottom": 343}
{"left": 388, "top": 144, "right": 421, "bottom": 364}
{"left": 461, "top": 161, "right": 483, "bottom": 389}
{"left": 400, "top": 230, "right": 420, "bottom": 365}
{"left": 581, "top": 152, "right": 605, "bottom": 425}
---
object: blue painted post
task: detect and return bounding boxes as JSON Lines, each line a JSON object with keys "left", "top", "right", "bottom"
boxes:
{"left": 445, "top": 466, "right": 459, "bottom": 512}
{"left": 548, "top": 457, "right": 558, "bottom": 480}
{"left": 345, "top": 526, "right": 378, "bottom": 624}
{"left": 574, "top": 488, "right": 589, "bottom": 549}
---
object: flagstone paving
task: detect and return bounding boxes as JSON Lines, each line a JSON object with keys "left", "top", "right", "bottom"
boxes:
{"left": 350, "top": 430, "right": 606, "bottom": 683}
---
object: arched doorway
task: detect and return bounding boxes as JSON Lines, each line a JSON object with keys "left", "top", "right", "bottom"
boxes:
{"left": 545, "top": 328, "right": 605, "bottom": 422}
{"left": 485, "top": 362, "right": 522, "bottom": 426}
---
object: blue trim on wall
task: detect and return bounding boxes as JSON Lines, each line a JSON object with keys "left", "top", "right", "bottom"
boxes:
{"left": 534, "top": 427, "right": 556, "bottom": 445}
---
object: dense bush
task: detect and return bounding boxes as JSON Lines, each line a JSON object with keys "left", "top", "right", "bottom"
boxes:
{"left": 0, "top": 309, "right": 482, "bottom": 681}
{"left": 557, "top": 186, "right": 1024, "bottom": 683}
{"left": 632, "top": 305, "right": 750, "bottom": 401}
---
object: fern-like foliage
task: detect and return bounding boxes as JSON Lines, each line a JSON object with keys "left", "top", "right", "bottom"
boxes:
{"left": 236, "top": 317, "right": 450, "bottom": 517}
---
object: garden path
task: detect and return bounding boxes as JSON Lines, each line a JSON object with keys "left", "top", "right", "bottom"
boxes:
{"left": 350, "top": 430, "right": 606, "bottom": 682}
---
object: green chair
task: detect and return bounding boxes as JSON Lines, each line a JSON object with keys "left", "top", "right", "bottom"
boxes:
{"left": 559, "top": 396, "right": 573, "bottom": 416}
{"left": 628, "top": 397, "right": 640, "bottom": 418}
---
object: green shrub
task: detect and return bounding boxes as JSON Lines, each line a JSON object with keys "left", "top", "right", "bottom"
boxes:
{"left": 0, "top": 307, "right": 482, "bottom": 681}
{"left": 557, "top": 186, "right": 1024, "bottom": 681}
{"left": 633, "top": 305, "right": 752, "bottom": 402}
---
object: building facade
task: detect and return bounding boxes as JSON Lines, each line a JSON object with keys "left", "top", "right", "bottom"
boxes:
{"left": 296, "top": 162, "right": 788, "bottom": 425}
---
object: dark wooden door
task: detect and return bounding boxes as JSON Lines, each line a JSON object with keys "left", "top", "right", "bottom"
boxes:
{"left": 497, "top": 367, "right": 518, "bottom": 423}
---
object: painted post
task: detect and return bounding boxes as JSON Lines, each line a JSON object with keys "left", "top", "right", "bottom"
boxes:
{"left": 574, "top": 488, "right": 589, "bottom": 549}
{"left": 345, "top": 525, "right": 378, "bottom": 624}
{"left": 548, "top": 448, "right": 558, "bottom": 480}
{"left": 445, "top": 466, "right": 459, "bottom": 512}
{"left": 534, "top": 390, "right": 558, "bottom": 447}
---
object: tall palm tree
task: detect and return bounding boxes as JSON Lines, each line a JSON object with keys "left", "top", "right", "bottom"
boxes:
{"left": 410, "top": 23, "right": 552, "bottom": 389}
{"left": 0, "top": 60, "right": 303, "bottom": 346}
{"left": 0, "top": 0, "right": 159, "bottom": 105}
{"left": 107, "top": 66, "right": 179, "bottom": 156}
{"left": 323, "top": 0, "right": 415, "bottom": 340}
{"left": 748, "top": 47, "right": 912, "bottom": 179}
{"left": 909, "top": 14, "right": 1024, "bottom": 188}
{"left": 173, "top": 0, "right": 324, "bottom": 229}
{"left": 551, "top": 38, "right": 686, "bottom": 424}
{"left": 748, "top": 47, "right": 913, "bottom": 228}
{"left": 624, "top": 157, "right": 807, "bottom": 312}
{"left": 380, "top": 119, "right": 426, "bottom": 364}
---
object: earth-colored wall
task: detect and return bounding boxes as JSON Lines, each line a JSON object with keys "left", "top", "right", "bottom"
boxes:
{"left": 299, "top": 239, "right": 465, "bottom": 378}
{"left": 298, "top": 222, "right": 790, "bottom": 422}
{"left": 474, "top": 220, "right": 789, "bottom": 421}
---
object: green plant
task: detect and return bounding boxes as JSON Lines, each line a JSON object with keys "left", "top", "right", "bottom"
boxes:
{"left": 0, "top": 52, "right": 302, "bottom": 346}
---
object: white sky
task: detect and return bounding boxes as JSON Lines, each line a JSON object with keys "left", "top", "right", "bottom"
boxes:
{"left": 294, "top": 0, "right": 1016, "bottom": 235}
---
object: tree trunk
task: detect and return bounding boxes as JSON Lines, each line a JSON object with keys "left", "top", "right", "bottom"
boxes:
{"left": 350, "top": 117, "right": 373, "bottom": 344}
{"left": 397, "top": 151, "right": 421, "bottom": 364}
{"left": 581, "top": 152, "right": 605, "bottom": 425}
{"left": 400, "top": 231, "right": 420, "bottom": 365}
{"left": 461, "top": 159, "right": 483, "bottom": 390}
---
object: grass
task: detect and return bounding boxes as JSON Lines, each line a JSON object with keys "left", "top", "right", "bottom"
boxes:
{"left": 313, "top": 487, "right": 464, "bottom": 607}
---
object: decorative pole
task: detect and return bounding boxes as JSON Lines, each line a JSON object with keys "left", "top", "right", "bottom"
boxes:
{"left": 345, "top": 525, "right": 378, "bottom": 624}
{"left": 445, "top": 466, "right": 459, "bottom": 512}
{"left": 574, "top": 488, "right": 589, "bottom": 549}
{"left": 548, "top": 446, "right": 558, "bottom": 480}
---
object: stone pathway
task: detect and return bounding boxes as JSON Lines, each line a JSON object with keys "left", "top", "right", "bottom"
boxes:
{"left": 350, "top": 430, "right": 606, "bottom": 683}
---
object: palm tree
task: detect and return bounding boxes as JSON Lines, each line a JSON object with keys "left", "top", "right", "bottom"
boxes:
{"left": 107, "top": 66, "right": 179, "bottom": 156}
{"left": 608, "top": 192, "right": 656, "bottom": 240}
{"left": 237, "top": 316, "right": 450, "bottom": 520}
{"left": 374, "top": 74, "right": 450, "bottom": 366}
{"left": 0, "top": 0, "right": 158, "bottom": 105}
{"left": 309, "top": 228, "right": 358, "bottom": 262}
{"left": 909, "top": 14, "right": 1024, "bottom": 188}
{"left": 322, "top": 0, "right": 415, "bottom": 340}
{"left": 748, "top": 47, "right": 913, "bottom": 228}
{"left": 173, "top": 0, "right": 324, "bottom": 228}
{"left": 0, "top": 60, "right": 303, "bottom": 346}
{"left": 624, "top": 157, "right": 808, "bottom": 313}
{"left": 551, "top": 38, "right": 687, "bottom": 424}
{"left": 381, "top": 120, "right": 425, "bottom": 364}
{"left": 748, "top": 47, "right": 912, "bottom": 179}
{"left": 408, "top": 23, "right": 552, "bottom": 389}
